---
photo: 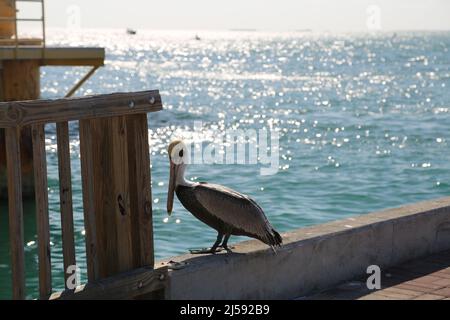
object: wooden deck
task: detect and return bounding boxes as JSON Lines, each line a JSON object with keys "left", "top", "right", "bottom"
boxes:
{"left": 304, "top": 250, "right": 450, "bottom": 300}
{"left": 0, "top": 46, "right": 105, "bottom": 66}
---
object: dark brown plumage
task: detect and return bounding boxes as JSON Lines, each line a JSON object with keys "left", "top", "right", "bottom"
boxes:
{"left": 167, "top": 140, "right": 282, "bottom": 254}
{"left": 177, "top": 183, "right": 282, "bottom": 247}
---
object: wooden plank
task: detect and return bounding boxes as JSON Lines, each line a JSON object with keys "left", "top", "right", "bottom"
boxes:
{"left": 127, "top": 114, "right": 154, "bottom": 268}
{"left": 80, "top": 117, "right": 136, "bottom": 280}
{"left": 5, "top": 127, "right": 25, "bottom": 299}
{"left": 79, "top": 119, "right": 99, "bottom": 281}
{"left": 48, "top": 266, "right": 168, "bottom": 300}
{"left": 0, "top": 129, "right": 6, "bottom": 198}
{"left": 56, "top": 121, "right": 76, "bottom": 287}
{"left": 111, "top": 116, "right": 133, "bottom": 273}
{"left": 81, "top": 117, "right": 134, "bottom": 278}
{"left": 0, "top": 90, "right": 162, "bottom": 128}
{"left": 31, "top": 124, "right": 52, "bottom": 298}
{"left": 41, "top": 59, "right": 104, "bottom": 67}
{"left": 88, "top": 118, "right": 118, "bottom": 278}
{"left": 0, "top": 38, "right": 43, "bottom": 46}
{"left": 2, "top": 60, "right": 40, "bottom": 101}
{"left": 0, "top": 47, "right": 105, "bottom": 62}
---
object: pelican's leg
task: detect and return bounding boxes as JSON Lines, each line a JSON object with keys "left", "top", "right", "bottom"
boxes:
{"left": 220, "top": 234, "right": 233, "bottom": 253}
{"left": 189, "top": 233, "right": 223, "bottom": 254}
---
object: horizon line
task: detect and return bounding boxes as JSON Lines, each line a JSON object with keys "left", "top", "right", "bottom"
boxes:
{"left": 41, "top": 27, "right": 450, "bottom": 33}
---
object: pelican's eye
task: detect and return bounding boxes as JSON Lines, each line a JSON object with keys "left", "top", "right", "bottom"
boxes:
{"left": 179, "top": 149, "right": 184, "bottom": 157}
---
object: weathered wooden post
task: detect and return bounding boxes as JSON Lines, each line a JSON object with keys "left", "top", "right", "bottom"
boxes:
{"left": 79, "top": 114, "right": 155, "bottom": 279}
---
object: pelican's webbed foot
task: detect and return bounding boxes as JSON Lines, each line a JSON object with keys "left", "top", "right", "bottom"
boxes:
{"left": 220, "top": 245, "right": 233, "bottom": 253}
{"left": 189, "top": 247, "right": 223, "bottom": 254}
{"left": 189, "top": 233, "right": 235, "bottom": 254}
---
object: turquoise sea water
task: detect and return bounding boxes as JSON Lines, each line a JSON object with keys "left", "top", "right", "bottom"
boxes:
{"left": 1, "top": 30, "right": 450, "bottom": 299}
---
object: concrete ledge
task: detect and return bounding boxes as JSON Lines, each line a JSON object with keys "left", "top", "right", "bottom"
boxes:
{"left": 158, "top": 197, "right": 450, "bottom": 300}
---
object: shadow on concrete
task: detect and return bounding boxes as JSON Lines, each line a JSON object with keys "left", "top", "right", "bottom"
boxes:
{"left": 305, "top": 250, "right": 450, "bottom": 300}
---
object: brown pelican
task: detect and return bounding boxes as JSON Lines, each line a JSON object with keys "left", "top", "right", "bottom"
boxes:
{"left": 167, "top": 140, "right": 282, "bottom": 254}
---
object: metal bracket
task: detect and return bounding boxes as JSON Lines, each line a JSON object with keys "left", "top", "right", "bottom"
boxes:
{"left": 65, "top": 65, "right": 100, "bottom": 98}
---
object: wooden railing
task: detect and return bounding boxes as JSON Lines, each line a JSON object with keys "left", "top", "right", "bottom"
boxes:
{"left": 0, "top": 90, "right": 167, "bottom": 299}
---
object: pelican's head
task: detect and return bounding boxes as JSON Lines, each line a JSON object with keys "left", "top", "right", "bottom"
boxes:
{"left": 167, "top": 140, "right": 189, "bottom": 215}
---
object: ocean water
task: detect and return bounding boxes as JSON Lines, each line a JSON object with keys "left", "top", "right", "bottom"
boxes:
{"left": 1, "top": 29, "right": 450, "bottom": 299}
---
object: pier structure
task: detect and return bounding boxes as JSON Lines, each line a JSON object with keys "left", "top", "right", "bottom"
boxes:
{"left": 0, "top": 91, "right": 164, "bottom": 299}
{"left": 0, "top": 0, "right": 105, "bottom": 198}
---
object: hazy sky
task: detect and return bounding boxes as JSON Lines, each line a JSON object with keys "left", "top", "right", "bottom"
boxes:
{"left": 18, "top": 0, "right": 450, "bottom": 31}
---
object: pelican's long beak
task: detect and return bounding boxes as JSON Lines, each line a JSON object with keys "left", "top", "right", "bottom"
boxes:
{"left": 167, "top": 161, "right": 177, "bottom": 216}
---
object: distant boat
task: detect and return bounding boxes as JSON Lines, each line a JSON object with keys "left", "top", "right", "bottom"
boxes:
{"left": 127, "top": 28, "right": 137, "bottom": 35}
{"left": 195, "top": 34, "right": 201, "bottom": 41}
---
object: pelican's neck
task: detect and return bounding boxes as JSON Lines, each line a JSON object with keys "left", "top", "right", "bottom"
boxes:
{"left": 176, "top": 164, "right": 194, "bottom": 187}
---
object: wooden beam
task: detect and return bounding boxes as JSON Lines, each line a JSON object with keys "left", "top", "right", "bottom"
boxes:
{"left": 127, "top": 114, "right": 154, "bottom": 268}
{"left": 79, "top": 119, "right": 99, "bottom": 281}
{"left": 0, "top": 38, "right": 43, "bottom": 46}
{"left": 5, "top": 126, "right": 25, "bottom": 299}
{"left": 0, "top": 47, "right": 105, "bottom": 63}
{"left": 65, "top": 66, "right": 100, "bottom": 98}
{"left": 78, "top": 114, "right": 156, "bottom": 279}
{"left": 84, "top": 118, "right": 118, "bottom": 279}
{"left": 0, "top": 90, "right": 162, "bottom": 128}
{"left": 1, "top": 60, "right": 40, "bottom": 101}
{"left": 48, "top": 266, "right": 168, "bottom": 300}
{"left": 56, "top": 121, "right": 76, "bottom": 287}
{"left": 41, "top": 59, "right": 104, "bottom": 67}
{"left": 111, "top": 116, "right": 134, "bottom": 273}
{"left": 31, "top": 124, "right": 52, "bottom": 298}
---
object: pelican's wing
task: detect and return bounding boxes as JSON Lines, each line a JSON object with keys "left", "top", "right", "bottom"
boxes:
{"left": 193, "top": 183, "right": 282, "bottom": 246}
